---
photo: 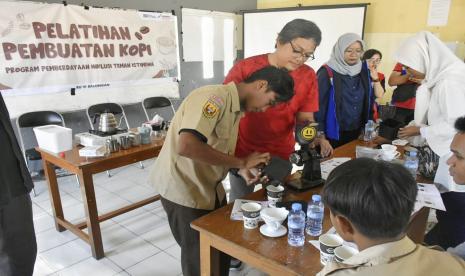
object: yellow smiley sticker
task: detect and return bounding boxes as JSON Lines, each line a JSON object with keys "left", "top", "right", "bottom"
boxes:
{"left": 202, "top": 101, "right": 219, "bottom": 118}
{"left": 300, "top": 126, "right": 316, "bottom": 141}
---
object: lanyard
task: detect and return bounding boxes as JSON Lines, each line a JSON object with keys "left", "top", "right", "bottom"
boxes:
{"left": 365, "top": 62, "right": 373, "bottom": 121}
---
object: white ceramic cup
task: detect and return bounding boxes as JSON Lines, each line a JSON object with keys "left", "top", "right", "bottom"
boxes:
{"left": 266, "top": 185, "right": 285, "bottom": 208}
{"left": 381, "top": 144, "right": 400, "bottom": 161}
{"left": 381, "top": 144, "right": 397, "bottom": 152}
{"left": 319, "top": 234, "right": 344, "bottom": 265}
{"left": 334, "top": 245, "right": 359, "bottom": 263}
{"left": 381, "top": 150, "right": 400, "bottom": 161}
{"left": 241, "top": 202, "right": 262, "bottom": 229}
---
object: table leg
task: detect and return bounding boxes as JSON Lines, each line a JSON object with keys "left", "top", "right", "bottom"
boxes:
{"left": 199, "top": 234, "right": 221, "bottom": 276}
{"left": 42, "top": 159, "right": 65, "bottom": 232}
{"left": 77, "top": 169, "right": 104, "bottom": 259}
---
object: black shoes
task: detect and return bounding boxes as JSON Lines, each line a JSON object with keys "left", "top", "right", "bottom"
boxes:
{"left": 229, "top": 259, "right": 243, "bottom": 271}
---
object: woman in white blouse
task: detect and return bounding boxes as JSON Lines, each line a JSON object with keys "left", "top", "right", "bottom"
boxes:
{"left": 396, "top": 31, "right": 465, "bottom": 187}
{"left": 396, "top": 31, "right": 465, "bottom": 254}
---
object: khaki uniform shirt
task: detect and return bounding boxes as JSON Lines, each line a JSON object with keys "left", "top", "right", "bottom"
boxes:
{"left": 317, "top": 236, "right": 465, "bottom": 276}
{"left": 149, "top": 82, "right": 241, "bottom": 210}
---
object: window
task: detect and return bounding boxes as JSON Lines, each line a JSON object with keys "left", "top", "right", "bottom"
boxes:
{"left": 223, "top": 18, "right": 234, "bottom": 76}
{"left": 182, "top": 8, "right": 238, "bottom": 79}
{"left": 201, "top": 17, "right": 214, "bottom": 79}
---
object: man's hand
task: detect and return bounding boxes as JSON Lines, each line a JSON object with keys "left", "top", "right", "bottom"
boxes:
{"left": 317, "top": 137, "right": 333, "bottom": 158}
{"left": 238, "top": 168, "right": 268, "bottom": 186}
{"left": 241, "top": 152, "right": 271, "bottom": 169}
{"left": 398, "top": 126, "right": 420, "bottom": 139}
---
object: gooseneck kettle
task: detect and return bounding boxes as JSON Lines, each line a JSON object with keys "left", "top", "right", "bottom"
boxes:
{"left": 93, "top": 110, "right": 118, "bottom": 133}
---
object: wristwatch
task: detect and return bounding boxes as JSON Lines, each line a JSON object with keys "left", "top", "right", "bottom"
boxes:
{"left": 372, "top": 78, "right": 380, "bottom": 82}
{"left": 317, "top": 131, "right": 326, "bottom": 139}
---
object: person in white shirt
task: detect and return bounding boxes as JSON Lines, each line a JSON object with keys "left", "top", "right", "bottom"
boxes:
{"left": 395, "top": 30, "right": 465, "bottom": 254}
{"left": 396, "top": 31, "right": 465, "bottom": 188}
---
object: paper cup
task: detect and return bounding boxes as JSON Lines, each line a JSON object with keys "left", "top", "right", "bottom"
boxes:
{"left": 266, "top": 185, "right": 284, "bottom": 207}
{"left": 334, "top": 245, "right": 358, "bottom": 263}
{"left": 241, "top": 202, "right": 261, "bottom": 229}
{"left": 319, "top": 234, "right": 343, "bottom": 265}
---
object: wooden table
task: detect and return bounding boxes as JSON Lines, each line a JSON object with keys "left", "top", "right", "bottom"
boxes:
{"left": 37, "top": 138, "right": 163, "bottom": 259}
{"left": 191, "top": 139, "right": 431, "bottom": 276}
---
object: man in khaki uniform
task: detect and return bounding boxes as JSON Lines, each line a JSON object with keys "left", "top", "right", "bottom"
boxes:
{"left": 318, "top": 158, "right": 465, "bottom": 276}
{"left": 149, "top": 66, "right": 294, "bottom": 276}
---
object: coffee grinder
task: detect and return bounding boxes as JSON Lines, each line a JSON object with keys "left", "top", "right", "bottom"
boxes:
{"left": 287, "top": 122, "right": 324, "bottom": 190}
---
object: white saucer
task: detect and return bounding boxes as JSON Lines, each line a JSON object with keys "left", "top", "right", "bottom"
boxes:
{"left": 260, "top": 224, "right": 287, "bottom": 238}
{"left": 392, "top": 139, "right": 409, "bottom": 146}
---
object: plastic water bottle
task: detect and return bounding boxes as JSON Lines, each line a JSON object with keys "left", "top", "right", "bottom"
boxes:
{"left": 288, "top": 203, "right": 306, "bottom": 247}
{"left": 404, "top": 150, "right": 419, "bottom": 177}
{"left": 306, "top": 194, "right": 324, "bottom": 236}
{"left": 363, "top": 120, "right": 375, "bottom": 142}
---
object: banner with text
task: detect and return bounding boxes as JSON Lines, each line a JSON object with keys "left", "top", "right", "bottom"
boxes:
{"left": 0, "top": 1, "right": 179, "bottom": 95}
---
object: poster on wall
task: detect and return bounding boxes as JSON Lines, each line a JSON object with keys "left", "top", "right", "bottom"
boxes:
{"left": 0, "top": 1, "right": 180, "bottom": 96}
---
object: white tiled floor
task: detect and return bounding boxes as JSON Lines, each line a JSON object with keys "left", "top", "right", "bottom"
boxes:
{"left": 32, "top": 158, "right": 265, "bottom": 276}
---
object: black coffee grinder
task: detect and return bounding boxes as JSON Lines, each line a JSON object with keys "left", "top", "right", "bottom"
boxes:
{"left": 287, "top": 122, "right": 324, "bottom": 190}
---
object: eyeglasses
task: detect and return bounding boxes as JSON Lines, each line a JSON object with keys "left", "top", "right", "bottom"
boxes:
{"left": 368, "top": 58, "right": 381, "bottom": 64}
{"left": 345, "top": 48, "right": 364, "bottom": 56}
{"left": 289, "top": 41, "right": 315, "bottom": 61}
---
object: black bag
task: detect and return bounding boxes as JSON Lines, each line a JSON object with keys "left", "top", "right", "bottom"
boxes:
{"left": 392, "top": 83, "right": 418, "bottom": 103}
{"left": 413, "top": 144, "right": 440, "bottom": 179}
{"left": 378, "top": 105, "right": 397, "bottom": 120}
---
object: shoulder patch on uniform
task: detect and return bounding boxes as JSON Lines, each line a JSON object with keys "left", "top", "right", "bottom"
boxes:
{"left": 208, "top": 95, "right": 225, "bottom": 107}
{"left": 202, "top": 100, "right": 220, "bottom": 118}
